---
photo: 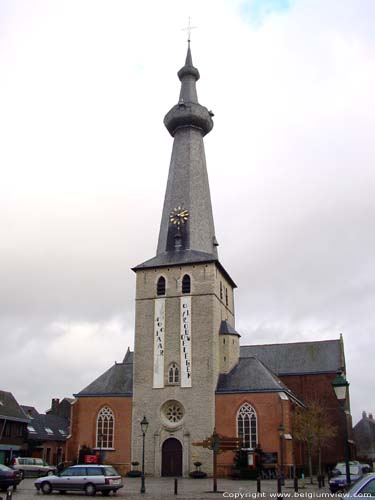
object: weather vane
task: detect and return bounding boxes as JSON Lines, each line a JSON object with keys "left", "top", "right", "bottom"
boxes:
{"left": 182, "top": 16, "right": 197, "bottom": 43}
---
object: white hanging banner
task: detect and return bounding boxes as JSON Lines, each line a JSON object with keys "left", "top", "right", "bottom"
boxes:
{"left": 153, "top": 298, "right": 165, "bottom": 388}
{"left": 180, "top": 296, "right": 192, "bottom": 387}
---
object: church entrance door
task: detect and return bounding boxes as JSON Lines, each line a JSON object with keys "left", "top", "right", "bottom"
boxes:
{"left": 161, "top": 438, "right": 182, "bottom": 476}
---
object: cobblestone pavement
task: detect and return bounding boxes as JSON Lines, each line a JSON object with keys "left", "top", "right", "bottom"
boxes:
{"left": 2, "top": 477, "right": 331, "bottom": 500}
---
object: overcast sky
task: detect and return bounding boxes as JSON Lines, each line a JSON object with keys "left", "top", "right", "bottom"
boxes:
{"left": 0, "top": 0, "right": 374, "bottom": 424}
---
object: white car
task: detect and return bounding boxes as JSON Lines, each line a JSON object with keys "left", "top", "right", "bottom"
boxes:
{"left": 34, "top": 464, "right": 123, "bottom": 496}
{"left": 11, "top": 457, "right": 56, "bottom": 478}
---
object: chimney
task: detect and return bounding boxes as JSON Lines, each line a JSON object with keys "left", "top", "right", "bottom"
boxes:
{"left": 362, "top": 411, "right": 367, "bottom": 419}
{"left": 51, "top": 398, "right": 60, "bottom": 414}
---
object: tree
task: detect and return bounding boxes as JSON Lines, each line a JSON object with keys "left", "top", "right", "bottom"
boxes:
{"left": 293, "top": 399, "right": 337, "bottom": 483}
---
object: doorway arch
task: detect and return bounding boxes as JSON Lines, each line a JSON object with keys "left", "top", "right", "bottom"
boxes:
{"left": 161, "top": 438, "right": 183, "bottom": 476}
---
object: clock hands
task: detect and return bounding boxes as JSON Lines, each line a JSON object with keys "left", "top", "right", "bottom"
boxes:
{"left": 169, "top": 206, "right": 189, "bottom": 226}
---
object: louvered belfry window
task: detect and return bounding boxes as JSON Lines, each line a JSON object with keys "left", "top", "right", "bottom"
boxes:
{"left": 237, "top": 403, "right": 257, "bottom": 450}
{"left": 182, "top": 274, "right": 191, "bottom": 294}
{"left": 96, "top": 406, "right": 115, "bottom": 449}
{"left": 157, "top": 276, "right": 166, "bottom": 296}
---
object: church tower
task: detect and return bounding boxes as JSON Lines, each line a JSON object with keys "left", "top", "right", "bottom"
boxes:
{"left": 131, "top": 43, "right": 239, "bottom": 477}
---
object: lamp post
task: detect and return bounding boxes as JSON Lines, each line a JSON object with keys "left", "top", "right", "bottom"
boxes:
{"left": 331, "top": 371, "right": 350, "bottom": 487}
{"left": 140, "top": 416, "right": 149, "bottom": 494}
{"left": 278, "top": 423, "right": 285, "bottom": 485}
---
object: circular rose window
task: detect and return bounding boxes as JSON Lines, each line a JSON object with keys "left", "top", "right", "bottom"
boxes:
{"left": 161, "top": 400, "right": 184, "bottom": 427}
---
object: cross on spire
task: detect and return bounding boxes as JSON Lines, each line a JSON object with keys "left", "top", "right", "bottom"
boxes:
{"left": 182, "top": 17, "right": 197, "bottom": 43}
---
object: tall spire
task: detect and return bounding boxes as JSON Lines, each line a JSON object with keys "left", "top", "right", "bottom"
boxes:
{"left": 158, "top": 43, "right": 217, "bottom": 259}
{"left": 134, "top": 44, "right": 219, "bottom": 270}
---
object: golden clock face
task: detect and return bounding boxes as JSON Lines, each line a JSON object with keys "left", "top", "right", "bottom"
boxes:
{"left": 169, "top": 206, "right": 189, "bottom": 226}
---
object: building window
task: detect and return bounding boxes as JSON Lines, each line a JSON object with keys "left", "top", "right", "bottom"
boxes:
{"left": 161, "top": 400, "right": 185, "bottom": 427}
{"left": 225, "top": 288, "right": 228, "bottom": 306}
{"left": 3, "top": 422, "right": 11, "bottom": 437}
{"left": 237, "top": 403, "right": 257, "bottom": 450}
{"left": 182, "top": 274, "right": 191, "bottom": 294}
{"left": 157, "top": 276, "right": 166, "bottom": 296}
{"left": 96, "top": 406, "right": 115, "bottom": 449}
{"left": 220, "top": 282, "right": 223, "bottom": 300}
{"left": 168, "top": 363, "right": 179, "bottom": 384}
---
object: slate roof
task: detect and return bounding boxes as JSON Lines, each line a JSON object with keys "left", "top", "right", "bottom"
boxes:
{"left": 155, "top": 44, "right": 217, "bottom": 261}
{"left": 76, "top": 355, "right": 133, "bottom": 397}
{"left": 240, "top": 339, "right": 342, "bottom": 375}
{"left": 219, "top": 320, "right": 241, "bottom": 337}
{"left": 74, "top": 337, "right": 341, "bottom": 400}
{"left": 21, "top": 405, "right": 39, "bottom": 419}
{"left": 27, "top": 413, "right": 69, "bottom": 442}
{"left": 133, "top": 249, "right": 216, "bottom": 270}
{"left": 217, "top": 357, "right": 295, "bottom": 395}
{"left": 0, "top": 390, "right": 30, "bottom": 423}
{"left": 354, "top": 413, "right": 375, "bottom": 458}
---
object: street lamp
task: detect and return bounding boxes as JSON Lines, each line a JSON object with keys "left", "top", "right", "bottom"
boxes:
{"left": 332, "top": 370, "right": 351, "bottom": 487}
{"left": 140, "top": 416, "right": 149, "bottom": 494}
{"left": 278, "top": 423, "right": 285, "bottom": 484}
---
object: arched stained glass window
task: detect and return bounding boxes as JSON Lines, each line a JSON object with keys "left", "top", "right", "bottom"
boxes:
{"left": 157, "top": 276, "right": 166, "bottom": 296}
{"left": 237, "top": 403, "right": 257, "bottom": 450}
{"left": 96, "top": 406, "right": 115, "bottom": 449}
{"left": 182, "top": 274, "right": 191, "bottom": 294}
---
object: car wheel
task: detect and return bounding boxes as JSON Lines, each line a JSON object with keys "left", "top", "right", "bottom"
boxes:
{"left": 101, "top": 492, "right": 110, "bottom": 497}
{"left": 85, "top": 483, "right": 96, "bottom": 496}
{"left": 13, "top": 484, "right": 17, "bottom": 491}
{"left": 19, "top": 470, "right": 25, "bottom": 480}
{"left": 41, "top": 481, "right": 52, "bottom": 495}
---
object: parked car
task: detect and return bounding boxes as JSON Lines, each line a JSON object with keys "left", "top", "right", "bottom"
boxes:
{"left": 329, "top": 463, "right": 363, "bottom": 493}
{"left": 0, "top": 464, "right": 22, "bottom": 492}
{"left": 11, "top": 457, "right": 56, "bottom": 478}
{"left": 339, "top": 473, "right": 375, "bottom": 499}
{"left": 360, "top": 463, "right": 373, "bottom": 474}
{"left": 34, "top": 464, "right": 123, "bottom": 496}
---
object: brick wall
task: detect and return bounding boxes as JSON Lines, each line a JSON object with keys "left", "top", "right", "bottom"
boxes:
{"left": 215, "top": 393, "right": 295, "bottom": 477}
{"left": 280, "top": 373, "right": 353, "bottom": 469}
{"left": 67, "top": 396, "right": 132, "bottom": 475}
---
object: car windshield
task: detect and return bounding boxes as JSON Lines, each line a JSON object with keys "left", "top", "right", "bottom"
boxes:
{"left": 103, "top": 467, "right": 119, "bottom": 477}
{"left": 346, "top": 476, "right": 371, "bottom": 494}
{"left": 336, "top": 465, "right": 361, "bottom": 475}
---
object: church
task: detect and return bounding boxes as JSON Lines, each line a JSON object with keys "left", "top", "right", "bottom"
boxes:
{"left": 67, "top": 43, "right": 352, "bottom": 478}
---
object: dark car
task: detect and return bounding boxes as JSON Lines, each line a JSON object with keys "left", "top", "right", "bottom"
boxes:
{"left": 34, "top": 464, "right": 123, "bottom": 496}
{"left": 0, "top": 464, "right": 22, "bottom": 492}
{"left": 329, "top": 463, "right": 363, "bottom": 493}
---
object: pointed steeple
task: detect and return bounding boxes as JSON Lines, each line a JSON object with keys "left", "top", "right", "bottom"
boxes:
{"left": 134, "top": 44, "right": 223, "bottom": 271}
{"left": 159, "top": 44, "right": 216, "bottom": 258}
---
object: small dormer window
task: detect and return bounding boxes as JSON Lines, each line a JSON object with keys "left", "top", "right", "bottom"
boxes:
{"left": 157, "top": 276, "right": 166, "bottom": 296}
{"left": 182, "top": 274, "right": 191, "bottom": 294}
{"left": 168, "top": 363, "right": 179, "bottom": 384}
